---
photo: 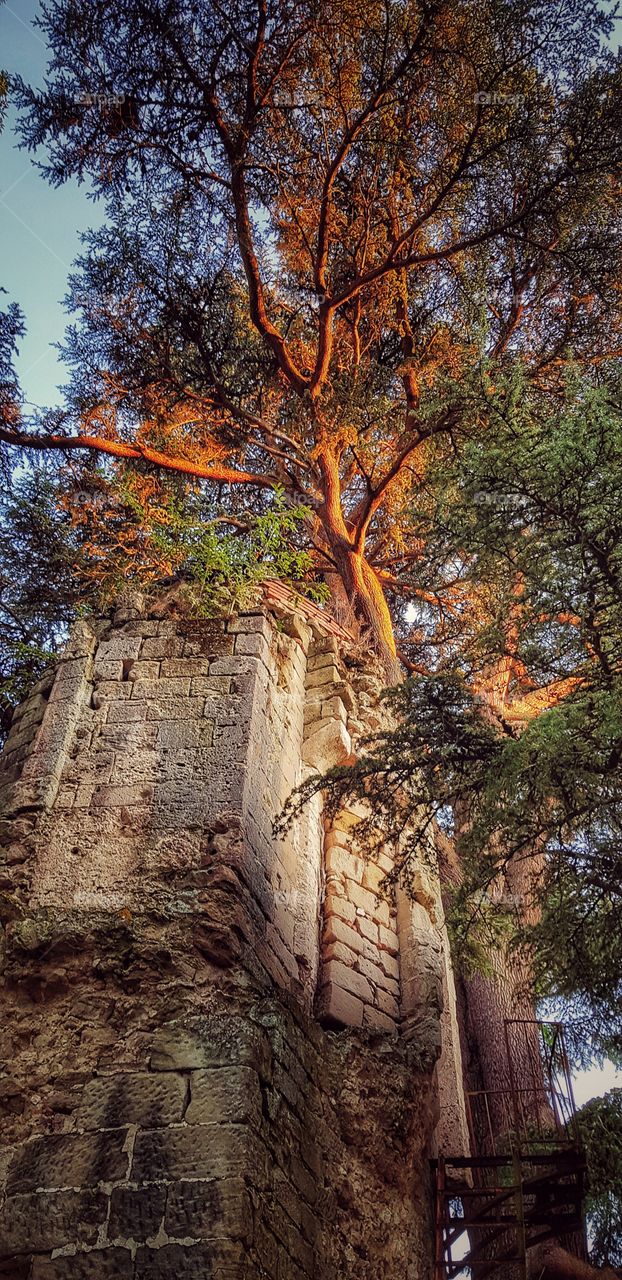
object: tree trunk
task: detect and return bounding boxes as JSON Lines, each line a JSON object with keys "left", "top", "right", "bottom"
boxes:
{"left": 328, "top": 539, "right": 402, "bottom": 680}
{"left": 528, "top": 1242, "right": 621, "bottom": 1280}
{"left": 317, "top": 447, "right": 403, "bottom": 682}
{"left": 458, "top": 841, "right": 550, "bottom": 1149}
{"left": 449, "top": 837, "right": 610, "bottom": 1280}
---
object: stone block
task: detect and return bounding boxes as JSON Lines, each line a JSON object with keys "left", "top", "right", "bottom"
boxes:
{"left": 228, "top": 613, "right": 273, "bottom": 639}
{"left": 376, "top": 988, "right": 401, "bottom": 1019}
{"left": 2, "top": 724, "right": 36, "bottom": 755}
{"left": 120, "top": 621, "right": 160, "bottom": 636}
{"left": 0, "top": 1189, "right": 107, "bottom": 1255}
{"left": 211, "top": 717, "right": 252, "bottom": 752}
{"left": 7, "top": 1130, "right": 129, "bottom": 1194}
{"left": 302, "top": 720, "right": 351, "bottom": 770}
{"left": 401, "top": 1011, "right": 442, "bottom": 1069}
{"left": 135, "top": 1242, "right": 248, "bottom": 1279}
{"left": 371, "top": 895, "right": 391, "bottom": 924}
{"left": 304, "top": 664, "right": 340, "bottom": 690}
{"left": 234, "top": 631, "right": 271, "bottom": 662}
{"left": 109, "top": 751, "right": 160, "bottom": 784}
{"left": 185, "top": 1068, "right": 261, "bottom": 1127}
{"left": 76, "top": 1073, "right": 187, "bottom": 1130}
{"left": 320, "top": 695, "right": 347, "bottom": 723}
{"left": 11, "top": 691, "right": 46, "bottom": 722}
{"left": 51, "top": 656, "right": 89, "bottom": 688}
{"left": 317, "top": 982, "right": 363, "bottom": 1028}
{"left": 145, "top": 697, "right": 206, "bottom": 721}
{"left": 160, "top": 657, "right": 211, "bottom": 677}
{"left": 91, "top": 681, "right": 132, "bottom": 706}
{"left": 323, "top": 916, "right": 363, "bottom": 952}
{"left": 401, "top": 971, "right": 442, "bottom": 1015}
{"left": 150, "top": 1017, "right": 272, "bottom": 1081}
{"left": 127, "top": 660, "right": 161, "bottom": 681}
{"left": 131, "top": 678, "right": 192, "bottom": 699}
{"left": 378, "top": 949, "right": 400, "bottom": 979}
{"left": 164, "top": 1177, "right": 253, "bottom": 1244}
{"left": 377, "top": 851, "right": 394, "bottom": 873}
{"left": 108, "top": 1184, "right": 167, "bottom": 1242}
{"left": 178, "top": 616, "right": 225, "bottom": 637}
{"left": 189, "top": 676, "right": 232, "bottom": 696}
{"left": 184, "top": 634, "right": 235, "bottom": 661}
{"left": 356, "top": 955, "right": 388, "bottom": 988}
{"left": 326, "top": 959, "right": 373, "bottom": 1003}
{"left": 324, "top": 845, "right": 363, "bottom": 880}
{"left": 323, "top": 891, "right": 357, "bottom": 925}
{"left": 31, "top": 1251, "right": 134, "bottom": 1279}
{"left": 270, "top": 1202, "right": 314, "bottom": 1273}
{"left": 97, "top": 637, "right": 142, "bottom": 661}
{"left": 324, "top": 940, "right": 357, "bottom": 966}
{"left": 306, "top": 650, "right": 339, "bottom": 672}
{"left": 74, "top": 782, "right": 96, "bottom": 807}
{"left": 92, "top": 659, "right": 124, "bottom": 682}
{"left": 356, "top": 916, "right": 379, "bottom": 944}
{"left": 156, "top": 720, "right": 214, "bottom": 749}
{"left": 107, "top": 700, "right": 151, "bottom": 723}
{"left": 265, "top": 923, "right": 299, "bottom": 982}
{"left": 345, "top": 880, "right": 378, "bottom": 915}
{"left": 363, "top": 1006, "right": 397, "bottom": 1034}
{"left": 91, "top": 782, "right": 155, "bottom": 808}
{"left": 333, "top": 801, "right": 367, "bottom": 829}
{"left": 308, "top": 638, "right": 339, "bottom": 665}
{"left": 378, "top": 924, "right": 399, "bottom": 955}
{"left": 141, "top": 636, "right": 185, "bottom": 659}
{"left": 131, "top": 1124, "right": 268, "bottom": 1185}
{"left": 54, "top": 784, "right": 77, "bottom": 808}
{"left": 362, "top": 862, "right": 388, "bottom": 894}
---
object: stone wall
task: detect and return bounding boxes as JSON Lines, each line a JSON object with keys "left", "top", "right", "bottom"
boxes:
{"left": 0, "top": 601, "right": 468, "bottom": 1278}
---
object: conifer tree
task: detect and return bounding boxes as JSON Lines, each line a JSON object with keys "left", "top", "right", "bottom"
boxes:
{"left": 2, "top": 0, "right": 622, "bottom": 673}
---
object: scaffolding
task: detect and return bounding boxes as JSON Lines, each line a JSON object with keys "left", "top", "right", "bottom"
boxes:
{"left": 434, "top": 1020, "right": 588, "bottom": 1280}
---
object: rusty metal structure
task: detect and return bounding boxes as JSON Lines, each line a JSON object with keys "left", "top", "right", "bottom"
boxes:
{"left": 434, "top": 1020, "right": 588, "bottom": 1279}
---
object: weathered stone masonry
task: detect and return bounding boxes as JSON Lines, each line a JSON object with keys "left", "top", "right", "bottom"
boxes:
{"left": 0, "top": 600, "right": 468, "bottom": 1278}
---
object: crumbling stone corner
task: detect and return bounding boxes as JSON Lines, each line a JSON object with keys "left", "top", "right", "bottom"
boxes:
{"left": 0, "top": 603, "right": 467, "bottom": 1278}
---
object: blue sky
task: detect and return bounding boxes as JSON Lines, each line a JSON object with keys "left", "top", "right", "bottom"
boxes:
{"left": 0, "top": 0, "right": 103, "bottom": 408}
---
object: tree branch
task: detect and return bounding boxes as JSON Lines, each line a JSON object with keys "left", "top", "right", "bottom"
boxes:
{"left": 0, "top": 426, "right": 278, "bottom": 489}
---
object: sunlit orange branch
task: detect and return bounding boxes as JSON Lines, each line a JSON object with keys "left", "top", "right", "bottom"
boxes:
{"left": 311, "top": 10, "right": 433, "bottom": 394}
{"left": 352, "top": 407, "right": 460, "bottom": 551}
{"left": 492, "top": 676, "right": 584, "bottom": 725}
{"left": 0, "top": 426, "right": 277, "bottom": 489}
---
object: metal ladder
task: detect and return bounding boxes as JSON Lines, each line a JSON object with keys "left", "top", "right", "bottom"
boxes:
{"left": 434, "top": 1147, "right": 587, "bottom": 1279}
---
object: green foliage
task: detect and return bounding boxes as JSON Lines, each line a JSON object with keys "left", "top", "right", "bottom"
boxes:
{"left": 0, "top": 463, "right": 325, "bottom": 734}
{"left": 0, "top": 466, "right": 80, "bottom": 736}
{"left": 579, "top": 1090, "right": 622, "bottom": 1268}
{"left": 285, "top": 369, "right": 622, "bottom": 1059}
{"left": 144, "top": 486, "right": 328, "bottom": 616}
{"left": 6, "top": 0, "right": 622, "bottom": 673}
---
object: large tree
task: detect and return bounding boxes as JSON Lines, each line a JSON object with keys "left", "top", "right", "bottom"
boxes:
{"left": 283, "top": 365, "right": 622, "bottom": 1275}
{"left": 2, "top": 0, "right": 622, "bottom": 674}
{"left": 2, "top": 5, "right": 622, "bottom": 1274}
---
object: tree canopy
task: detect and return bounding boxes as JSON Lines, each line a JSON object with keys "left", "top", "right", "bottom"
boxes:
{"left": 283, "top": 365, "right": 622, "bottom": 1057}
{"left": 2, "top": 0, "right": 622, "bottom": 672}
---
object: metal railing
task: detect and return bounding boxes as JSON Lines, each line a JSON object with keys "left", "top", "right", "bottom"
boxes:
{"left": 465, "top": 1021, "right": 580, "bottom": 1157}
{"left": 435, "top": 1019, "right": 586, "bottom": 1279}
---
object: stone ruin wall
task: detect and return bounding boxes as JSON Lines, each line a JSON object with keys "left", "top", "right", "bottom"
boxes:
{"left": 0, "top": 600, "right": 469, "bottom": 1279}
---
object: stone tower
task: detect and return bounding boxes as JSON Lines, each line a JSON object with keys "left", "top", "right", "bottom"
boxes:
{"left": 0, "top": 596, "right": 468, "bottom": 1279}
